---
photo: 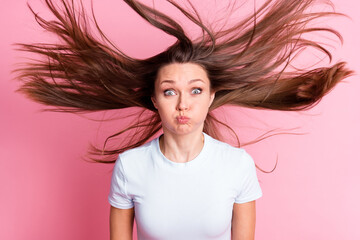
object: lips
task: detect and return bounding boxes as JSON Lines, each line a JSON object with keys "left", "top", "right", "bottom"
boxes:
{"left": 176, "top": 116, "right": 189, "bottom": 124}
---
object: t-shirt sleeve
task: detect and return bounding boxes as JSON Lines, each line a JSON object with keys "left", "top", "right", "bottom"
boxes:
{"left": 108, "top": 155, "right": 134, "bottom": 209}
{"left": 234, "top": 150, "right": 262, "bottom": 204}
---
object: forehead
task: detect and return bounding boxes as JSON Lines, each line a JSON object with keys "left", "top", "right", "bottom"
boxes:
{"left": 156, "top": 63, "right": 209, "bottom": 83}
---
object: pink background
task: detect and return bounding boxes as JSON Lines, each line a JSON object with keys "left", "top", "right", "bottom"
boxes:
{"left": 1, "top": 0, "right": 359, "bottom": 239}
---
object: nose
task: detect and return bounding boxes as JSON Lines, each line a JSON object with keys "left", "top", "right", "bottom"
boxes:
{"left": 176, "top": 93, "right": 189, "bottom": 111}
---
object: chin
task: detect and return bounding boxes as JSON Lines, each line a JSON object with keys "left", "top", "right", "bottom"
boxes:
{"left": 175, "top": 126, "right": 204, "bottom": 136}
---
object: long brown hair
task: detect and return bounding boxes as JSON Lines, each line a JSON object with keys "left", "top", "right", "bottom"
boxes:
{"left": 14, "top": 0, "right": 352, "bottom": 163}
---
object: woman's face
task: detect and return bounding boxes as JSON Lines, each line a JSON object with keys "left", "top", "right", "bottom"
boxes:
{"left": 152, "top": 63, "right": 215, "bottom": 137}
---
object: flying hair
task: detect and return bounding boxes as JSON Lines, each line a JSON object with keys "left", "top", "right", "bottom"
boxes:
{"left": 14, "top": 0, "right": 353, "bottom": 164}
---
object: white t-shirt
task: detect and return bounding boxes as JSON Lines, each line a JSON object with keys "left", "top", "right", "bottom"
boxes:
{"left": 109, "top": 133, "right": 262, "bottom": 240}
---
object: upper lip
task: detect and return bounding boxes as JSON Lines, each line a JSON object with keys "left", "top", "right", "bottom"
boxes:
{"left": 176, "top": 116, "right": 189, "bottom": 120}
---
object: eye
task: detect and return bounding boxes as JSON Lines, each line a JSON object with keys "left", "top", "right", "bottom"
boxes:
{"left": 191, "top": 88, "right": 202, "bottom": 94}
{"left": 164, "top": 89, "right": 176, "bottom": 96}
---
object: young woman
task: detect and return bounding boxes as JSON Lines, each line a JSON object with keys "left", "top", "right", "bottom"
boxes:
{"left": 15, "top": 0, "right": 352, "bottom": 239}
{"left": 108, "top": 62, "right": 262, "bottom": 239}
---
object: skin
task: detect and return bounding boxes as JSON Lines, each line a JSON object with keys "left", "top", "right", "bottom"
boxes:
{"left": 151, "top": 63, "right": 215, "bottom": 163}
{"left": 110, "top": 206, "right": 134, "bottom": 240}
{"left": 110, "top": 63, "right": 257, "bottom": 240}
{"left": 232, "top": 201, "right": 257, "bottom": 240}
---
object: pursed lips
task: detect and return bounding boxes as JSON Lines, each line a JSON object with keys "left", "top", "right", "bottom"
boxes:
{"left": 176, "top": 116, "right": 190, "bottom": 124}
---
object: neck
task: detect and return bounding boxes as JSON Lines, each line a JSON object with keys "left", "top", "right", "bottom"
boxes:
{"left": 160, "top": 130, "right": 204, "bottom": 163}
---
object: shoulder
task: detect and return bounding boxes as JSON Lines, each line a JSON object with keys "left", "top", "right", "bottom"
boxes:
{"left": 205, "top": 134, "right": 255, "bottom": 169}
{"left": 120, "top": 138, "right": 155, "bottom": 160}
{"left": 114, "top": 137, "right": 158, "bottom": 172}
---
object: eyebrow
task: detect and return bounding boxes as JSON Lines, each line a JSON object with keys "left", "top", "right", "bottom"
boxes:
{"left": 160, "top": 79, "right": 205, "bottom": 85}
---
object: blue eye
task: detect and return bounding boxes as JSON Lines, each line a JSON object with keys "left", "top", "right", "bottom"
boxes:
{"left": 192, "top": 88, "right": 202, "bottom": 94}
{"left": 164, "top": 89, "right": 176, "bottom": 96}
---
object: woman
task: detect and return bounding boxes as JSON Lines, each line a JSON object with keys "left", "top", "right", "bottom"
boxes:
{"left": 15, "top": 0, "right": 352, "bottom": 239}
{"left": 109, "top": 62, "right": 262, "bottom": 239}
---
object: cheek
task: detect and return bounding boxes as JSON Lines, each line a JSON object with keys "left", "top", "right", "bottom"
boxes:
{"left": 194, "top": 100, "right": 212, "bottom": 118}
{"left": 200, "top": 96, "right": 213, "bottom": 109}
{"left": 156, "top": 101, "right": 173, "bottom": 119}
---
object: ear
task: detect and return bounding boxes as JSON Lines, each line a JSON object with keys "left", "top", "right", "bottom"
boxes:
{"left": 151, "top": 96, "right": 158, "bottom": 109}
{"left": 209, "top": 91, "right": 215, "bottom": 107}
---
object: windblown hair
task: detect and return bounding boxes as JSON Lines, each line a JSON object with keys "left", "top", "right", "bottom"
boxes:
{"left": 15, "top": 0, "right": 352, "bottom": 163}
